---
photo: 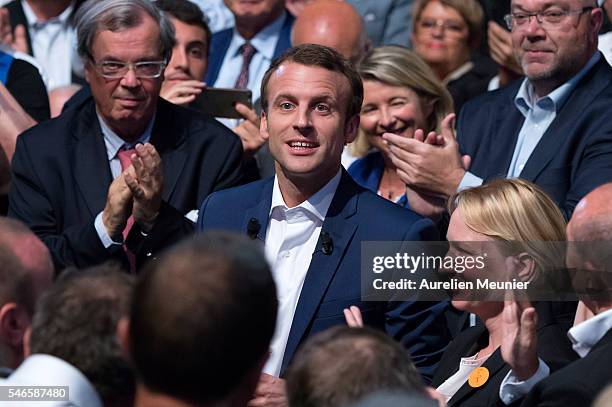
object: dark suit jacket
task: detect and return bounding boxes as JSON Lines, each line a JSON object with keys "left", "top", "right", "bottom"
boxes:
{"left": 457, "top": 56, "right": 612, "bottom": 218}
{"left": 205, "top": 12, "right": 294, "bottom": 86}
{"left": 8, "top": 96, "right": 245, "bottom": 272}
{"left": 4, "top": 0, "right": 86, "bottom": 86}
{"left": 197, "top": 172, "right": 451, "bottom": 381}
{"left": 519, "top": 328, "right": 612, "bottom": 407}
{"left": 432, "top": 302, "right": 578, "bottom": 407}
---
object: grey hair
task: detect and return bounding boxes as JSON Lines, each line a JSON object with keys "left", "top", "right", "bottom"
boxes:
{"left": 75, "top": 0, "right": 175, "bottom": 62}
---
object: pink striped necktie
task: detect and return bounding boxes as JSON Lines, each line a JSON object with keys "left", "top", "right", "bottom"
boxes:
{"left": 118, "top": 147, "right": 136, "bottom": 273}
{"left": 234, "top": 42, "right": 256, "bottom": 89}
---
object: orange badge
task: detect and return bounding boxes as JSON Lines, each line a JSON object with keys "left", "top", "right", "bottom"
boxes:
{"left": 468, "top": 367, "right": 489, "bottom": 388}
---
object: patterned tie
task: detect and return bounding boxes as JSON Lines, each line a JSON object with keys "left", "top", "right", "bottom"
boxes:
{"left": 117, "top": 147, "right": 136, "bottom": 273}
{"left": 234, "top": 42, "right": 256, "bottom": 89}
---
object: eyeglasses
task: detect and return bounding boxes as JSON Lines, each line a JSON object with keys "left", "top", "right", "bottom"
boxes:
{"left": 417, "top": 18, "right": 467, "bottom": 36}
{"left": 504, "top": 7, "right": 594, "bottom": 30}
{"left": 91, "top": 59, "right": 167, "bottom": 79}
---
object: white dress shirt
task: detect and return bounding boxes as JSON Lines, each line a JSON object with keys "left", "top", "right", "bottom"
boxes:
{"left": 262, "top": 170, "right": 342, "bottom": 377}
{"left": 499, "top": 308, "right": 612, "bottom": 405}
{"left": 21, "top": 0, "right": 77, "bottom": 90}
{"left": 0, "top": 354, "right": 103, "bottom": 407}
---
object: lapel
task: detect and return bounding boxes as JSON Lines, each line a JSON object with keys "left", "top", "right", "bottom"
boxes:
{"left": 447, "top": 330, "right": 508, "bottom": 406}
{"left": 205, "top": 28, "right": 233, "bottom": 85}
{"left": 241, "top": 179, "right": 274, "bottom": 241}
{"left": 281, "top": 172, "right": 360, "bottom": 372}
{"left": 483, "top": 87, "right": 524, "bottom": 180}
{"left": 520, "top": 58, "right": 611, "bottom": 181}
{"left": 591, "top": 327, "right": 612, "bottom": 353}
{"left": 149, "top": 99, "right": 188, "bottom": 203}
{"left": 272, "top": 12, "right": 295, "bottom": 58}
{"left": 73, "top": 101, "right": 113, "bottom": 216}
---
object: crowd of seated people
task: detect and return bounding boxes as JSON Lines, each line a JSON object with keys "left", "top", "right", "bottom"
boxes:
{"left": 0, "top": 0, "right": 611, "bottom": 406}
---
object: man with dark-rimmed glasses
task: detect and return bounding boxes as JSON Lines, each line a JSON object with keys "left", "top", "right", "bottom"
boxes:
{"left": 8, "top": 0, "right": 246, "bottom": 273}
{"left": 383, "top": 0, "right": 612, "bottom": 221}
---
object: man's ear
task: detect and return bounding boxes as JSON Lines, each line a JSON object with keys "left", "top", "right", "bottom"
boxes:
{"left": 344, "top": 114, "right": 360, "bottom": 144}
{"left": 0, "top": 303, "right": 30, "bottom": 348}
{"left": 506, "top": 252, "right": 536, "bottom": 282}
{"left": 260, "top": 111, "right": 270, "bottom": 141}
{"left": 23, "top": 326, "right": 31, "bottom": 357}
{"left": 116, "top": 317, "right": 131, "bottom": 358}
{"left": 84, "top": 60, "right": 92, "bottom": 84}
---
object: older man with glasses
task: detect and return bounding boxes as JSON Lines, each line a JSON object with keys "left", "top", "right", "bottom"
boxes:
{"left": 383, "top": 0, "right": 612, "bottom": 221}
{"left": 8, "top": 0, "right": 246, "bottom": 274}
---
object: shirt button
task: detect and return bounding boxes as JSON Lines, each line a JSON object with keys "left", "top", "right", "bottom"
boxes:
{"left": 364, "top": 12, "right": 376, "bottom": 21}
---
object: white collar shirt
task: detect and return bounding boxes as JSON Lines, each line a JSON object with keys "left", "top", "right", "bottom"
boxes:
{"left": 21, "top": 0, "right": 76, "bottom": 90}
{"left": 568, "top": 307, "right": 612, "bottom": 358}
{"left": 0, "top": 354, "right": 103, "bottom": 406}
{"left": 262, "top": 169, "right": 342, "bottom": 376}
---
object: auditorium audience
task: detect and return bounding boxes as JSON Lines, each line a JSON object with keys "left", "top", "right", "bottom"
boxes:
{"left": 0, "top": 264, "right": 135, "bottom": 407}
{"left": 0, "top": 0, "right": 86, "bottom": 90}
{"left": 411, "top": 0, "right": 496, "bottom": 113}
{"left": 498, "top": 182, "right": 612, "bottom": 406}
{"left": 431, "top": 179, "right": 577, "bottom": 406}
{"left": 347, "top": 45, "right": 454, "bottom": 221}
{"left": 8, "top": 0, "right": 245, "bottom": 273}
{"left": 156, "top": 0, "right": 209, "bottom": 107}
{"left": 0, "top": 217, "right": 52, "bottom": 376}
{"left": 286, "top": 326, "right": 436, "bottom": 407}
{"left": 119, "top": 231, "right": 277, "bottom": 407}
{"left": 386, "top": 0, "right": 612, "bottom": 219}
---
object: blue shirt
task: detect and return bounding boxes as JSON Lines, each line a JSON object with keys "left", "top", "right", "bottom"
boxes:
{"left": 348, "top": 151, "right": 409, "bottom": 207}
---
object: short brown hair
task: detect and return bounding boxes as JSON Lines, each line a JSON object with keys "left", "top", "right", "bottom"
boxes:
{"left": 286, "top": 326, "right": 426, "bottom": 407}
{"left": 260, "top": 44, "right": 364, "bottom": 119}
{"left": 412, "top": 0, "right": 484, "bottom": 48}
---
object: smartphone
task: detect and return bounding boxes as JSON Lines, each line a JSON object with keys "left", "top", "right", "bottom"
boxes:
{"left": 193, "top": 87, "right": 252, "bottom": 119}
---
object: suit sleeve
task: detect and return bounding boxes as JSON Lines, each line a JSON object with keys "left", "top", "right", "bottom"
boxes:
{"left": 384, "top": 217, "right": 451, "bottom": 384}
{"left": 561, "top": 127, "right": 612, "bottom": 218}
{"left": 208, "top": 130, "right": 247, "bottom": 195}
{"left": 8, "top": 135, "right": 119, "bottom": 271}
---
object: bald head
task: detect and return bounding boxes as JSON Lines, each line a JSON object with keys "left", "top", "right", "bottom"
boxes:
{"left": 291, "top": 0, "right": 369, "bottom": 65}
{"left": 567, "top": 183, "right": 612, "bottom": 242}
{"left": 566, "top": 184, "right": 612, "bottom": 312}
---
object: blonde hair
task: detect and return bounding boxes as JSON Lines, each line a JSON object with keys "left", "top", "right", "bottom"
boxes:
{"left": 412, "top": 0, "right": 484, "bottom": 48}
{"left": 449, "top": 179, "right": 567, "bottom": 277}
{"left": 349, "top": 45, "right": 454, "bottom": 157}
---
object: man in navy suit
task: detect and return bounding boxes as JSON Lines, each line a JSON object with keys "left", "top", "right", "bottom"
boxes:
{"left": 383, "top": 0, "right": 612, "bottom": 219}
{"left": 198, "top": 44, "right": 449, "bottom": 406}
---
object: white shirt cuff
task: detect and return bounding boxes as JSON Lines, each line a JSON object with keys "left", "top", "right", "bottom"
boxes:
{"left": 94, "top": 212, "right": 122, "bottom": 249}
{"left": 185, "top": 209, "right": 199, "bottom": 222}
{"left": 457, "top": 171, "right": 484, "bottom": 191}
{"left": 499, "top": 358, "right": 550, "bottom": 405}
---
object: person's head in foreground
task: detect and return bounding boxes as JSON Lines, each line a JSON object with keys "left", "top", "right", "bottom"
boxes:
{"left": 0, "top": 217, "right": 53, "bottom": 371}
{"left": 28, "top": 264, "right": 135, "bottom": 407}
{"left": 286, "top": 326, "right": 431, "bottom": 407}
{"left": 120, "top": 231, "right": 277, "bottom": 407}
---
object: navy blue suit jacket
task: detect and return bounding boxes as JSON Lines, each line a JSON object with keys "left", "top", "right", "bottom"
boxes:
{"left": 457, "top": 56, "right": 612, "bottom": 218}
{"left": 205, "top": 13, "right": 294, "bottom": 86}
{"left": 197, "top": 172, "right": 450, "bottom": 381}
